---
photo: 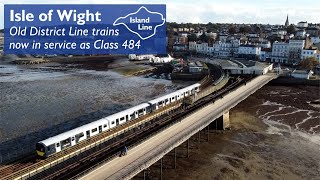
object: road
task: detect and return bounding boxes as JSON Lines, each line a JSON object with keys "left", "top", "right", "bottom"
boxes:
{"left": 80, "top": 74, "right": 277, "bottom": 180}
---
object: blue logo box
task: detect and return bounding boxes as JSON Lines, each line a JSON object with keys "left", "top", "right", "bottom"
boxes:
{"left": 4, "top": 4, "right": 166, "bottom": 55}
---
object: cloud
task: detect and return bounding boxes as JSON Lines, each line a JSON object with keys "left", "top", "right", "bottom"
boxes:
{"left": 1, "top": 0, "right": 319, "bottom": 29}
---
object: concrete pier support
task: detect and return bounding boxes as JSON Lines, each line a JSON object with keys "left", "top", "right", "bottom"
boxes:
{"left": 187, "top": 139, "right": 189, "bottom": 158}
{"left": 160, "top": 158, "right": 163, "bottom": 180}
{"left": 174, "top": 148, "right": 177, "bottom": 169}
{"left": 210, "top": 111, "right": 230, "bottom": 130}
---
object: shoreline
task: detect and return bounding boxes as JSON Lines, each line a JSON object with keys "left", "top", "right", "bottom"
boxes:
{"left": 138, "top": 84, "right": 320, "bottom": 180}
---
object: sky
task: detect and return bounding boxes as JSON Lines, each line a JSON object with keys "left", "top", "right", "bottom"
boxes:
{"left": 1, "top": 0, "right": 319, "bottom": 29}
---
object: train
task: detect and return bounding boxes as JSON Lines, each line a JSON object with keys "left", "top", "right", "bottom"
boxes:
{"left": 36, "top": 83, "right": 201, "bottom": 157}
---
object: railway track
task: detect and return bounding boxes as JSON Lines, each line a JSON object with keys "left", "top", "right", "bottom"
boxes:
{"left": 0, "top": 102, "right": 181, "bottom": 180}
{"left": 1, "top": 71, "right": 249, "bottom": 180}
{"left": 27, "top": 76, "right": 249, "bottom": 179}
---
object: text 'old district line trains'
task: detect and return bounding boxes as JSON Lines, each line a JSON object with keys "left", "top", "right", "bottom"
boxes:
{"left": 36, "top": 83, "right": 201, "bottom": 157}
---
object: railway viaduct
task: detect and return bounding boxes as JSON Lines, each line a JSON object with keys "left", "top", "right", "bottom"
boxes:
{"left": 79, "top": 73, "right": 278, "bottom": 180}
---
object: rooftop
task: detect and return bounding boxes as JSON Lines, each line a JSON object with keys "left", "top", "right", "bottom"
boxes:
{"left": 239, "top": 44, "right": 259, "bottom": 47}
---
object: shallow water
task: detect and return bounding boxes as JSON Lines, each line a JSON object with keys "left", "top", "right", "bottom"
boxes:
{"left": 0, "top": 62, "right": 189, "bottom": 162}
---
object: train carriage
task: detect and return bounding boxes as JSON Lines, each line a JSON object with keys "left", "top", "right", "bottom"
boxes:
{"left": 36, "top": 119, "right": 110, "bottom": 157}
{"left": 105, "top": 103, "right": 150, "bottom": 127}
{"left": 36, "top": 84, "right": 201, "bottom": 158}
{"left": 36, "top": 103, "right": 150, "bottom": 157}
{"left": 148, "top": 91, "right": 181, "bottom": 111}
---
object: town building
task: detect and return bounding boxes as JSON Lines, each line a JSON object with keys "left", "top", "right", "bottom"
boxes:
{"left": 297, "top": 21, "right": 308, "bottom": 28}
{"left": 306, "top": 27, "right": 320, "bottom": 36}
{"left": 173, "top": 44, "right": 188, "bottom": 51}
{"left": 188, "top": 41, "right": 197, "bottom": 51}
{"left": 288, "top": 39, "right": 306, "bottom": 64}
{"left": 175, "top": 36, "right": 188, "bottom": 44}
{"left": 237, "top": 45, "right": 261, "bottom": 60}
{"left": 260, "top": 48, "right": 272, "bottom": 61}
{"left": 291, "top": 70, "right": 313, "bottom": 79}
{"left": 271, "top": 41, "right": 289, "bottom": 64}
{"left": 295, "top": 30, "right": 306, "bottom": 38}
{"left": 310, "top": 37, "right": 320, "bottom": 44}
{"left": 301, "top": 47, "right": 320, "bottom": 62}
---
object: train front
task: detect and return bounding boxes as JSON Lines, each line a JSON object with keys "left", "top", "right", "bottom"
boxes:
{"left": 36, "top": 142, "right": 46, "bottom": 157}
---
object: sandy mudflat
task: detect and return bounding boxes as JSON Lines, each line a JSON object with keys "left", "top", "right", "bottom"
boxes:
{"left": 137, "top": 85, "right": 320, "bottom": 180}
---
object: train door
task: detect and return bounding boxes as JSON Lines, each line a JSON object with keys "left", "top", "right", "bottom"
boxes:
{"left": 116, "top": 119, "right": 119, "bottom": 126}
{"left": 126, "top": 115, "right": 129, "bottom": 122}
{"left": 56, "top": 142, "right": 61, "bottom": 152}
{"left": 71, "top": 136, "right": 76, "bottom": 146}
{"left": 138, "top": 109, "right": 144, "bottom": 117}
{"left": 61, "top": 138, "right": 72, "bottom": 150}
{"left": 76, "top": 132, "right": 85, "bottom": 143}
{"left": 191, "top": 89, "right": 195, "bottom": 95}
{"left": 99, "top": 126, "right": 102, "bottom": 133}
{"left": 146, "top": 105, "right": 152, "bottom": 113}
{"left": 86, "top": 130, "right": 90, "bottom": 139}
{"left": 110, "top": 120, "right": 116, "bottom": 128}
{"left": 47, "top": 144, "right": 56, "bottom": 155}
{"left": 130, "top": 113, "right": 135, "bottom": 120}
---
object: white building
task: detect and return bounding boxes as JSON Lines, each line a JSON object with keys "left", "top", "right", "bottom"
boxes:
{"left": 297, "top": 21, "right": 308, "bottom": 28}
{"left": 150, "top": 54, "right": 174, "bottom": 63}
{"left": 189, "top": 41, "right": 197, "bottom": 51}
{"left": 289, "top": 39, "right": 305, "bottom": 64}
{"left": 291, "top": 70, "right": 313, "bottom": 79}
{"left": 173, "top": 44, "right": 188, "bottom": 51}
{"left": 271, "top": 41, "right": 289, "bottom": 63}
{"left": 301, "top": 48, "right": 318, "bottom": 60}
{"left": 196, "top": 43, "right": 208, "bottom": 54}
{"left": 271, "top": 30, "right": 287, "bottom": 36}
{"left": 238, "top": 45, "right": 261, "bottom": 59}
{"left": 296, "top": 30, "right": 306, "bottom": 37}
{"left": 259, "top": 41, "right": 272, "bottom": 49}
{"left": 189, "top": 37, "right": 240, "bottom": 58}
{"left": 310, "top": 37, "right": 320, "bottom": 44}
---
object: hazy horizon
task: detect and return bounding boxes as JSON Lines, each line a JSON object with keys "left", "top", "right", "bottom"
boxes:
{"left": 1, "top": 0, "right": 320, "bottom": 29}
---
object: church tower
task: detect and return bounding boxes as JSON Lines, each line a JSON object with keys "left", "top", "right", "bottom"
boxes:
{"left": 285, "top": 14, "right": 289, "bottom": 27}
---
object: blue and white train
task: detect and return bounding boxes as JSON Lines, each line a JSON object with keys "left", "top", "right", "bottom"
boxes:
{"left": 36, "top": 83, "right": 201, "bottom": 157}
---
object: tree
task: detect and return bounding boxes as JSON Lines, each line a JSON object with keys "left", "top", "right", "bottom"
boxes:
{"left": 287, "top": 24, "right": 296, "bottom": 34}
{"left": 198, "top": 32, "right": 208, "bottom": 42}
{"left": 228, "top": 26, "right": 237, "bottom": 34}
{"left": 187, "top": 33, "right": 197, "bottom": 42}
{"left": 299, "top": 57, "right": 319, "bottom": 70}
{"left": 239, "top": 26, "right": 251, "bottom": 34}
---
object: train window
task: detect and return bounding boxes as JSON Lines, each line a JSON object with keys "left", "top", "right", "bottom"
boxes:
{"left": 120, "top": 117, "right": 125, "bottom": 121}
{"left": 104, "top": 124, "right": 107, "bottom": 128}
{"left": 92, "top": 128, "right": 97, "bottom": 133}
{"left": 36, "top": 143, "right": 44, "bottom": 152}
{"left": 57, "top": 143, "right": 60, "bottom": 147}
{"left": 79, "top": 133, "right": 84, "bottom": 138}
{"left": 62, "top": 139, "right": 70, "bottom": 144}
{"left": 111, "top": 121, "right": 115, "bottom": 125}
{"left": 171, "top": 97, "right": 174, "bottom": 100}
{"left": 48, "top": 146, "right": 51, "bottom": 151}
{"left": 71, "top": 137, "right": 75, "bottom": 141}
{"left": 138, "top": 109, "right": 143, "bottom": 114}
